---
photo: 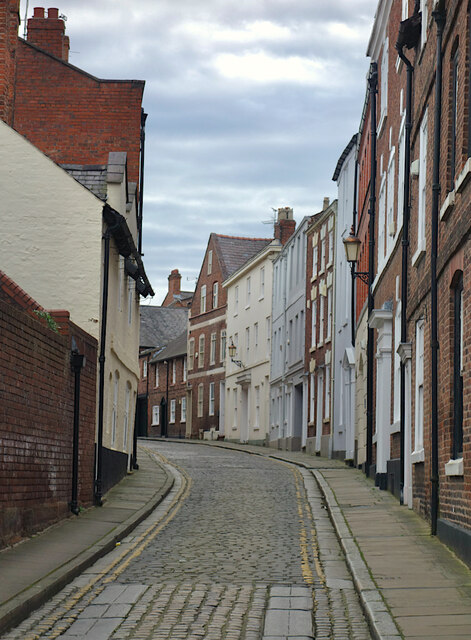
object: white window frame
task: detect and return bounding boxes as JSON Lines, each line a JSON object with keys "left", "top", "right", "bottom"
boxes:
{"left": 380, "top": 37, "right": 389, "bottom": 130}
{"left": 207, "top": 249, "right": 213, "bottom": 275}
{"left": 386, "top": 148, "right": 396, "bottom": 255}
{"left": 154, "top": 363, "right": 159, "bottom": 388}
{"left": 233, "top": 388, "right": 238, "bottom": 428}
{"left": 254, "top": 322, "right": 259, "bottom": 354}
{"left": 128, "top": 277, "right": 133, "bottom": 325}
{"left": 198, "top": 334, "right": 205, "bottom": 368}
{"left": 420, "top": 0, "right": 427, "bottom": 49}
{"left": 327, "top": 288, "right": 332, "bottom": 341}
{"left": 170, "top": 399, "right": 176, "bottom": 424}
{"left": 254, "top": 386, "right": 260, "bottom": 429}
{"left": 188, "top": 338, "right": 195, "bottom": 370}
{"left": 310, "top": 374, "right": 315, "bottom": 423}
{"left": 123, "top": 383, "right": 130, "bottom": 450}
{"left": 378, "top": 176, "right": 387, "bottom": 270}
{"left": 213, "top": 282, "right": 218, "bottom": 308}
{"left": 209, "top": 382, "right": 215, "bottom": 416}
{"left": 327, "top": 229, "right": 334, "bottom": 267}
{"left": 259, "top": 267, "right": 265, "bottom": 299}
{"left": 245, "top": 326, "right": 250, "bottom": 360}
{"left": 181, "top": 397, "right": 186, "bottom": 422}
{"left": 311, "top": 298, "right": 317, "bottom": 348}
{"left": 210, "top": 332, "right": 217, "bottom": 365}
{"left": 143, "top": 359, "right": 147, "bottom": 379}
{"left": 246, "top": 276, "right": 251, "bottom": 307}
{"left": 111, "top": 372, "right": 118, "bottom": 445}
{"left": 172, "top": 360, "right": 176, "bottom": 384}
{"left": 152, "top": 404, "right": 160, "bottom": 426}
{"left": 312, "top": 244, "right": 318, "bottom": 278}
{"left": 318, "top": 294, "right": 325, "bottom": 345}
{"left": 325, "top": 364, "right": 331, "bottom": 420}
{"left": 197, "top": 384, "right": 204, "bottom": 418}
{"left": 220, "top": 330, "right": 226, "bottom": 363}
{"left": 414, "top": 318, "right": 425, "bottom": 458}
{"left": 234, "top": 285, "right": 239, "bottom": 315}
{"left": 414, "top": 109, "right": 428, "bottom": 264}
{"left": 397, "top": 115, "right": 406, "bottom": 234}
{"left": 200, "top": 285, "right": 207, "bottom": 314}
{"left": 183, "top": 356, "right": 187, "bottom": 382}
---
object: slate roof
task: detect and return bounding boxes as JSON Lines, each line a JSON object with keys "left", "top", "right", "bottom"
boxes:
{"left": 150, "top": 330, "right": 187, "bottom": 363}
{"left": 140, "top": 306, "right": 188, "bottom": 350}
{"left": 212, "top": 234, "right": 272, "bottom": 281}
{"left": 61, "top": 164, "right": 108, "bottom": 200}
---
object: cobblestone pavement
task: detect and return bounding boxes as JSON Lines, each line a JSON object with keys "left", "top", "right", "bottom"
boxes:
{"left": 2, "top": 442, "right": 372, "bottom": 640}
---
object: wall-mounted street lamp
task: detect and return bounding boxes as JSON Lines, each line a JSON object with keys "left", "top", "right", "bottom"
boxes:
{"left": 228, "top": 339, "right": 244, "bottom": 368}
{"left": 343, "top": 227, "right": 370, "bottom": 285}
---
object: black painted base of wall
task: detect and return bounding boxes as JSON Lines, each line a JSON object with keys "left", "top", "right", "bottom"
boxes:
{"left": 437, "top": 518, "right": 471, "bottom": 569}
{"left": 386, "top": 458, "right": 401, "bottom": 500}
{"left": 375, "top": 472, "right": 387, "bottom": 490}
{"left": 101, "top": 446, "right": 129, "bottom": 495}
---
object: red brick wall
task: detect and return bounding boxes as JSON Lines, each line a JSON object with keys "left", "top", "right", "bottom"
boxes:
{"left": 147, "top": 356, "right": 188, "bottom": 438}
{"left": 0, "top": 0, "right": 19, "bottom": 125}
{"left": 12, "top": 40, "right": 144, "bottom": 184}
{"left": 0, "top": 286, "right": 97, "bottom": 548}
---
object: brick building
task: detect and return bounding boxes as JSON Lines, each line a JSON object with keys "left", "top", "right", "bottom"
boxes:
{"left": 187, "top": 234, "right": 271, "bottom": 438}
{"left": 305, "top": 200, "right": 337, "bottom": 457}
{"left": 0, "top": 272, "right": 97, "bottom": 547}
{"left": 161, "top": 269, "right": 193, "bottom": 308}
{"left": 137, "top": 306, "right": 189, "bottom": 437}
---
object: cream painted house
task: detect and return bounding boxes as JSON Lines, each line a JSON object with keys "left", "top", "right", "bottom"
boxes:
{"left": 223, "top": 241, "right": 281, "bottom": 444}
{"left": 0, "top": 121, "right": 153, "bottom": 498}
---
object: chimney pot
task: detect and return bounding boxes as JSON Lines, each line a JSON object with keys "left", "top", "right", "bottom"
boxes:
{"left": 33, "top": 7, "right": 45, "bottom": 18}
{"left": 47, "top": 8, "right": 59, "bottom": 19}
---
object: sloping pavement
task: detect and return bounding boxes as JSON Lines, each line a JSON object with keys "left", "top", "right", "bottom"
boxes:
{"left": 196, "top": 439, "right": 471, "bottom": 640}
{"left": 0, "top": 448, "right": 173, "bottom": 636}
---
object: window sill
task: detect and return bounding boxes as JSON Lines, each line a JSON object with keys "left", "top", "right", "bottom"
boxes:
{"left": 411, "top": 448, "right": 425, "bottom": 464}
{"left": 444, "top": 458, "right": 463, "bottom": 476}
{"left": 439, "top": 189, "right": 455, "bottom": 220}
{"left": 151, "top": 423, "right": 159, "bottom": 427}
{"left": 390, "top": 420, "right": 400, "bottom": 435}
{"left": 412, "top": 245, "right": 425, "bottom": 267}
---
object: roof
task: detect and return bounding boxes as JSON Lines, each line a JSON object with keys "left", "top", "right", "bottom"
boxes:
{"left": 139, "top": 306, "right": 188, "bottom": 350}
{"left": 151, "top": 330, "right": 187, "bottom": 363}
{"left": 61, "top": 164, "right": 108, "bottom": 200}
{"left": 213, "top": 234, "right": 272, "bottom": 281}
{"left": 332, "top": 134, "right": 358, "bottom": 182}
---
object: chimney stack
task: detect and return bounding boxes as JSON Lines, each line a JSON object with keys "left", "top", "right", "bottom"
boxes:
{"left": 274, "top": 207, "right": 296, "bottom": 246}
{"left": 162, "top": 269, "right": 182, "bottom": 306}
{"left": 0, "top": 1, "right": 20, "bottom": 126}
{"left": 27, "top": 7, "right": 69, "bottom": 61}
{"left": 323, "top": 197, "right": 330, "bottom": 210}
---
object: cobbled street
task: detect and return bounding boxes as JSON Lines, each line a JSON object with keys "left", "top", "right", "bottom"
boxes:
{"left": 2, "top": 442, "right": 372, "bottom": 640}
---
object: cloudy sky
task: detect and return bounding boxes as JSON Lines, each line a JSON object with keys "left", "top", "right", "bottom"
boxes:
{"left": 20, "top": 0, "right": 378, "bottom": 303}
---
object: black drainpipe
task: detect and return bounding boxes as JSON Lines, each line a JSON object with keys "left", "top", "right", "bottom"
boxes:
{"left": 396, "top": 41, "right": 414, "bottom": 506}
{"left": 138, "top": 109, "right": 148, "bottom": 256}
{"left": 431, "top": 4, "right": 445, "bottom": 536}
{"left": 95, "top": 220, "right": 119, "bottom": 506}
{"left": 366, "top": 62, "right": 377, "bottom": 477}
{"left": 70, "top": 340, "right": 85, "bottom": 515}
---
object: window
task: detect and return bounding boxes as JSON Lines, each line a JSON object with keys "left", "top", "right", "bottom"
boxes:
{"left": 188, "top": 338, "right": 195, "bottom": 369}
{"left": 325, "top": 364, "right": 331, "bottom": 419}
{"left": 386, "top": 150, "right": 395, "bottom": 254}
{"left": 118, "top": 256, "right": 124, "bottom": 311}
{"left": 328, "top": 229, "right": 334, "bottom": 266}
{"left": 254, "top": 322, "right": 259, "bottom": 353}
{"left": 207, "top": 249, "right": 213, "bottom": 275}
{"left": 220, "top": 330, "right": 226, "bottom": 362}
{"left": 311, "top": 299, "right": 317, "bottom": 347}
{"left": 170, "top": 399, "right": 176, "bottom": 423}
{"left": 234, "top": 286, "right": 239, "bottom": 314}
{"left": 213, "top": 282, "right": 218, "bottom": 308}
{"left": 316, "top": 371, "right": 324, "bottom": 437}
{"left": 394, "top": 302, "right": 401, "bottom": 425}
{"left": 378, "top": 177, "right": 386, "bottom": 267}
{"left": 198, "top": 334, "right": 205, "bottom": 368}
{"left": 197, "top": 384, "right": 204, "bottom": 417}
{"left": 319, "top": 294, "right": 325, "bottom": 344}
{"left": 310, "top": 374, "right": 315, "bottom": 422}
{"left": 143, "top": 359, "right": 147, "bottom": 379}
{"left": 181, "top": 397, "right": 187, "bottom": 422}
{"left": 154, "top": 364, "right": 159, "bottom": 388}
{"left": 209, "top": 382, "right": 215, "bottom": 416}
{"left": 183, "top": 356, "right": 187, "bottom": 382}
{"left": 255, "top": 386, "right": 260, "bottom": 428}
{"left": 402, "top": 0, "right": 408, "bottom": 20}
{"left": 380, "top": 37, "right": 388, "bottom": 126}
{"left": 320, "top": 239, "right": 326, "bottom": 272}
{"left": 152, "top": 405, "right": 160, "bottom": 426}
{"left": 312, "top": 245, "right": 318, "bottom": 278}
{"left": 259, "top": 267, "right": 265, "bottom": 298}
{"left": 111, "top": 372, "right": 118, "bottom": 445}
{"left": 245, "top": 327, "right": 250, "bottom": 362}
{"left": 123, "top": 384, "right": 131, "bottom": 450}
{"left": 417, "top": 110, "right": 428, "bottom": 257}
{"left": 414, "top": 319, "right": 425, "bottom": 453}
{"left": 453, "top": 273, "right": 463, "bottom": 459}
{"left": 450, "top": 48, "right": 459, "bottom": 189}
{"left": 420, "top": 0, "right": 427, "bottom": 49}
{"left": 200, "top": 285, "right": 207, "bottom": 314}
{"left": 210, "top": 332, "right": 217, "bottom": 365}
{"left": 327, "top": 288, "right": 332, "bottom": 341}
{"left": 246, "top": 276, "right": 251, "bottom": 307}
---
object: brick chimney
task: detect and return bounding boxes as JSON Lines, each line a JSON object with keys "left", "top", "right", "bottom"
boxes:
{"left": 274, "top": 207, "right": 296, "bottom": 246}
{"left": 0, "top": 1, "right": 20, "bottom": 125}
{"left": 27, "top": 7, "right": 69, "bottom": 61}
{"left": 162, "top": 269, "right": 182, "bottom": 306}
{"left": 323, "top": 197, "right": 330, "bottom": 210}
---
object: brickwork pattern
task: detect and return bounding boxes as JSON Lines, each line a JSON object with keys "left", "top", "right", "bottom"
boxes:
{"left": 0, "top": 283, "right": 97, "bottom": 547}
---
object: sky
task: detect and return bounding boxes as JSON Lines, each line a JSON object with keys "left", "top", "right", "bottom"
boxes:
{"left": 20, "top": 0, "right": 379, "bottom": 303}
